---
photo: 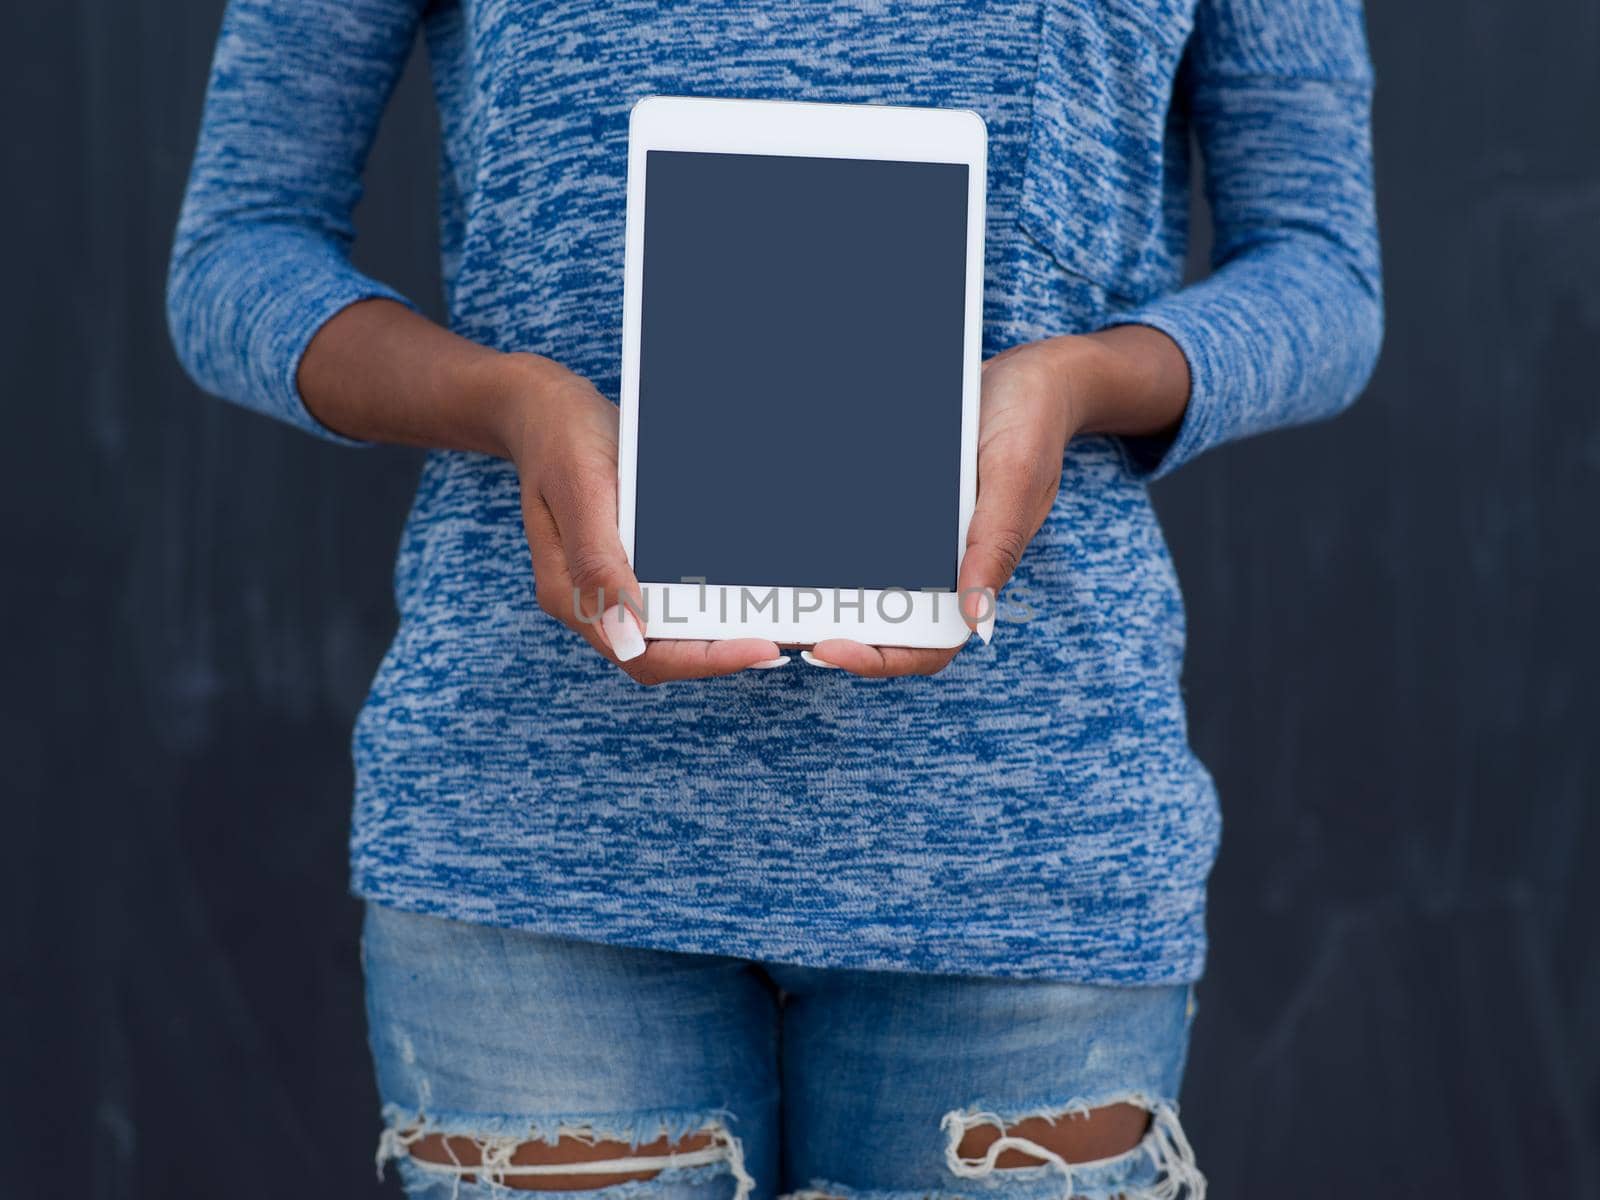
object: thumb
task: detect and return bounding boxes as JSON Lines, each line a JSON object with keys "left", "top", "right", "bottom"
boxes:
{"left": 956, "top": 479, "right": 1034, "bottom": 646}
{"left": 543, "top": 467, "right": 648, "bottom": 663}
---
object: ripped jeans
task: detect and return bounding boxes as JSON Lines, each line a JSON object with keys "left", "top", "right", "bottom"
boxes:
{"left": 362, "top": 903, "right": 1204, "bottom": 1200}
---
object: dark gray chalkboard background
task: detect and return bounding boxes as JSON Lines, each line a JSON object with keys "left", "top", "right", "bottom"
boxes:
{"left": 5, "top": 3, "right": 1596, "bottom": 1196}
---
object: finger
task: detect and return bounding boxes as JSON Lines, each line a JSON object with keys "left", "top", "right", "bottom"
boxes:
{"left": 957, "top": 451, "right": 1054, "bottom": 643}
{"left": 539, "top": 453, "right": 648, "bottom": 661}
{"left": 524, "top": 495, "right": 616, "bottom": 659}
{"left": 531, "top": 499, "right": 781, "bottom": 679}
{"left": 806, "top": 639, "right": 960, "bottom": 678}
{"left": 621, "top": 638, "right": 786, "bottom": 686}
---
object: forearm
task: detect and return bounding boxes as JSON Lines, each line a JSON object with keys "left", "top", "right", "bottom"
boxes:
{"left": 297, "top": 298, "right": 561, "bottom": 459}
{"left": 1017, "top": 324, "right": 1192, "bottom": 442}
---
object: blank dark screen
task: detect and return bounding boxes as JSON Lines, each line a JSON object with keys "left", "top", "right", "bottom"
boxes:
{"left": 633, "top": 150, "right": 969, "bottom": 591}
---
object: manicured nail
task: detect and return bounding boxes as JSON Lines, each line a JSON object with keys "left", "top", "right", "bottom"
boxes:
{"left": 976, "top": 607, "right": 996, "bottom": 646}
{"left": 749, "top": 656, "right": 791, "bottom": 670}
{"left": 602, "top": 604, "right": 646, "bottom": 662}
{"left": 801, "top": 651, "right": 839, "bottom": 669}
{"left": 966, "top": 587, "right": 996, "bottom": 645}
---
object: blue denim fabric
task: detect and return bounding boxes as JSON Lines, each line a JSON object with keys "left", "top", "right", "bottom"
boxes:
{"left": 363, "top": 904, "right": 1203, "bottom": 1199}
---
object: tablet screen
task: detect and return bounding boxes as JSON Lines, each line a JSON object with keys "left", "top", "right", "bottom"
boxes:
{"left": 633, "top": 149, "right": 969, "bottom": 593}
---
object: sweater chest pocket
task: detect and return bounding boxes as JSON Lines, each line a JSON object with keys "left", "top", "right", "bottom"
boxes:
{"left": 1017, "top": 0, "right": 1195, "bottom": 307}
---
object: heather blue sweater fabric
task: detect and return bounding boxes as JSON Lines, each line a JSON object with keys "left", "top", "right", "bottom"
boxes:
{"left": 168, "top": 0, "right": 1381, "bottom": 983}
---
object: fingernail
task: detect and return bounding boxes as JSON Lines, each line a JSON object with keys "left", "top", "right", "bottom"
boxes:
{"left": 749, "top": 656, "right": 791, "bottom": 670}
{"left": 602, "top": 604, "right": 646, "bottom": 662}
{"left": 964, "top": 588, "right": 996, "bottom": 645}
{"left": 801, "top": 651, "right": 839, "bottom": 669}
{"left": 976, "top": 607, "right": 996, "bottom": 646}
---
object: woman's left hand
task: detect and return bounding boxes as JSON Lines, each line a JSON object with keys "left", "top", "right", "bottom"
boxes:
{"left": 809, "top": 328, "right": 1189, "bottom": 677}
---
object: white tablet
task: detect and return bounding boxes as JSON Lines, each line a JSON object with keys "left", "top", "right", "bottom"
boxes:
{"left": 617, "top": 96, "right": 986, "bottom": 649}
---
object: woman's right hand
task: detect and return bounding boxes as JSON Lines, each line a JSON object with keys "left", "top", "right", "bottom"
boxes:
{"left": 297, "top": 300, "right": 779, "bottom": 684}
{"left": 483, "top": 353, "right": 786, "bottom": 685}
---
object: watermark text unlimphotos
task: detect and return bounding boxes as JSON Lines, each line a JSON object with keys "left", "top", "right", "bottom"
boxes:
{"left": 572, "top": 578, "right": 1037, "bottom": 627}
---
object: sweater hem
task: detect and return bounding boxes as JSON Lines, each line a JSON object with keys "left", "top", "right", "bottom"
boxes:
{"left": 348, "top": 873, "right": 1207, "bottom": 987}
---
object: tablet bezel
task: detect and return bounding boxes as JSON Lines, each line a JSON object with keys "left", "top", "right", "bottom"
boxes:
{"left": 618, "top": 96, "right": 986, "bottom": 649}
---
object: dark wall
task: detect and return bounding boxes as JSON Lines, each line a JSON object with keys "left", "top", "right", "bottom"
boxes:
{"left": 5, "top": 3, "right": 1596, "bottom": 1196}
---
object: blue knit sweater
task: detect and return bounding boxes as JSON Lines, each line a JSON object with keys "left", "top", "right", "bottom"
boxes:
{"left": 169, "top": 0, "right": 1381, "bottom": 982}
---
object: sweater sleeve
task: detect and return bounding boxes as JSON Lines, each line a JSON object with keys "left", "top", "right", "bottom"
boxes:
{"left": 166, "top": 0, "right": 426, "bottom": 444}
{"left": 1114, "top": 0, "right": 1384, "bottom": 480}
